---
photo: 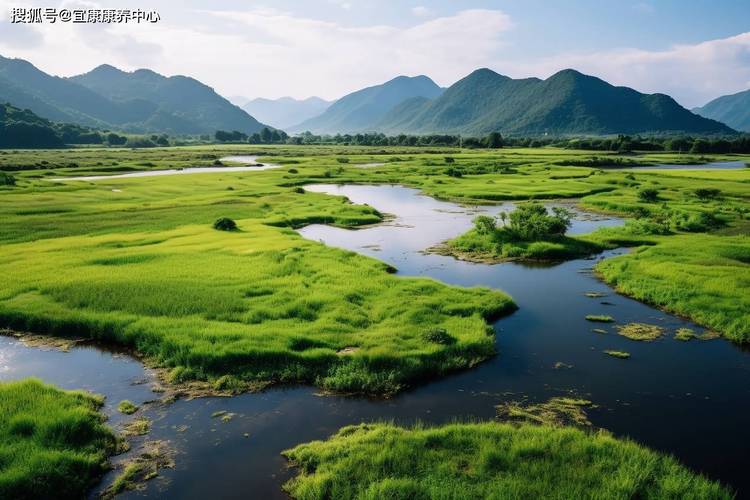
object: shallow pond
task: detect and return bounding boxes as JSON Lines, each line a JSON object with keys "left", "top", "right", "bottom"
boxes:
{"left": 2, "top": 184, "right": 749, "bottom": 498}
{"left": 48, "top": 156, "right": 278, "bottom": 181}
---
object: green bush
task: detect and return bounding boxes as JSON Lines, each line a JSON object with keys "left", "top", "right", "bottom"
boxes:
{"left": 213, "top": 217, "right": 238, "bottom": 231}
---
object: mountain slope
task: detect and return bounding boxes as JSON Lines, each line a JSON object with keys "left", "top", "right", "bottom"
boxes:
{"left": 0, "top": 56, "right": 267, "bottom": 134}
{"left": 693, "top": 89, "right": 750, "bottom": 132}
{"left": 290, "top": 75, "right": 443, "bottom": 133}
{"left": 378, "top": 68, "right": 734, "bottom": 136}
{"left": 69, "top": 64, "right": 266, "bottom": 134}
{"left": 243, "top": 97, "right": 332, "bottom": 130}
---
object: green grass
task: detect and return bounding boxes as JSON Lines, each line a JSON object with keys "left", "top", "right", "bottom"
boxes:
{"left": 604, "top": 350, "right": 631, "bottom": 359}
{"left": 585, "top": 315, "right": 614, "bottom": 323}
{"left": 444, "top": 227, "right": 604, "bottom": 262}
{"left": 117, "top": 400, "right": 138, "bottom": 415}
{"left": 282, "top": 422, "right": 730, "bottom": 499}
{"left": 0, "top": 379, "right": 118, "bottom": 499}
{"left": 1, "top": 145, "right": 749, "bottom": 400}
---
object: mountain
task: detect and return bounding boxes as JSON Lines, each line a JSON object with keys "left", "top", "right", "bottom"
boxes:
{"left": 69, "top": 64, "right": 266, "bottom": 134}
{"left": 377, "top": 68, "right": 734, "bottom": 136}
{"left": 693, "top": 89, "right": 750, "bottom": 132}
{"left": 243, "top": 96, "right": 332, "bottom": 130}
{"left": 290, "top": 75, "right": 443, "bottom": 133}
{"left": 0, "top": 56, "right": 268, "bottom": 135}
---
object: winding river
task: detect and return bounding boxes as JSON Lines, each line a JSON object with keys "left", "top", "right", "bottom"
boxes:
{"left": 2, "top": 182, "right": 749, "bottom": 498}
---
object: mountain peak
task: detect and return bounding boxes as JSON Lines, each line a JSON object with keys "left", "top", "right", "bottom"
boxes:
{"left": 88, "top": 64, "right": 125, "bottom": 75}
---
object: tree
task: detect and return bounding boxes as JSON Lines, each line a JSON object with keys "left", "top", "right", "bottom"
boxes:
{"left": 485, "top": 132, "right": 503, "bottom": 148}
{"left": 473, "top": 215, "right": 497, "bottom": 235}
{"left": 508, "top": 203, "right": 572, "bottom": 240}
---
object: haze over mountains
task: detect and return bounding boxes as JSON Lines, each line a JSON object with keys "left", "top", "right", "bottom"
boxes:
{"left": 300, "top": 68, "right": 731, "bottom": 136}
{"left": 242, "top": 97, "right": 332, "bottom": 129}
{"left": 290, "top": 75, "right": 443, "bottom": 134}
{"left": 0, "top": 55, "right": 268, "bottom": 135}
{"left": 0, "top": 54, "right": 738, "bottom": 138}
{"left": 693, "top": 89, "right": 750, "bottom": 132}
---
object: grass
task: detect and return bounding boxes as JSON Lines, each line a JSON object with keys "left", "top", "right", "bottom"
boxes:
{"left": 585, "top": 315, "right": 614, "bottom": 323}
{"left": 604, "top": 350, "right": 631, "bottom": 359}
{"left": 616, "top": 323, "right": 665, "bottom": 341}
{"left": 1, "top": 145, "right": 749, "bottom": 400}
{"left": 443, "top": 226, "right": 603, "bottom": 263}
{"left": 0, "top": 378, "right": 118, "bottom": 499}
{"left": 496, "top": 397, "right": 592, "bottom": 427}
{"left": 117, "top": 400, "right": 138, "bottom": 415}
{"left": 282, "top": 421, "right": 730, "bottom": 499}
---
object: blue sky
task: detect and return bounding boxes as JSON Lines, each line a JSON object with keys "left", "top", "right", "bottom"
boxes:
{"left": 1, "top": 0, "right": 749, "bottom": 107}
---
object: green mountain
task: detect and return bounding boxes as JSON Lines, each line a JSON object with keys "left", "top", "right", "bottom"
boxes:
{"left": 0, "top": 56, "right": 268, "bottom": 135}
{"left": 377, "top": 68, "right": 734, "bottom": 135}
{"left": 693, "top": 89, "right": 750, "bottom": 132}
{"left": 290, "top": 75, "right": 443, "bottom": 133}
{"left": 243, "top": 96, "right": 332, "bottom": 129}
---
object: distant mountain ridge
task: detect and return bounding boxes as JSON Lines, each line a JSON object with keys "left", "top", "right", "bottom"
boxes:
{"left": 243, "top": 96, "right": 332, "bottom": 129}
{"left": 0, "top": 55, "right": 268, "bottom": 135}
{"left": 290, "top": 75, "right": 443, "bottom": 133}
{"left": 693, "top": 89, "right": 750, "bottom": 132}
{"left": 376, "top": 68, "right": 734, "bottom": 136}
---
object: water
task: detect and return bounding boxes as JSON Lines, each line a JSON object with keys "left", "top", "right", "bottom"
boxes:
{"left": 3, "top": 184, "right": 749, "bottom": 498}
{"left": 48, "top": 156, "right": 278, "bottom": 181}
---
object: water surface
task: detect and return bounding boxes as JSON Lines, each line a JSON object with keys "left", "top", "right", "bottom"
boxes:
{"left": 48, "top": 156, "right": 278, "bottom": 181}
{"left": 3, "top": 184, "right": 749, "bottom": 498}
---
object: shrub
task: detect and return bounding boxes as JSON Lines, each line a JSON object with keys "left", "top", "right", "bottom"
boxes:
{"left": 445, "top": 167, "right": 463, "bottom": 178}
{"left": 694, "top": 188, "right": 721, "bottom": 201}
{"left": 473, "top": 215, "right": 497, "bottom": 235}
{"left": 508, "top": 204, "right": 572, "bottom": 241}
{"left": 0, "top": 172, "right": 16, "bottom": 186}
{"left": 637, "top": 188, "right": 659, "bottom": 202}
{"left": 336, "top": 157, "right": 349, "bottom": 164}
{"left": 444, "top": 156, "right": 455, "bottom": 164}
{"left": 213, "top": 217, "right": 238, "bottom": 231}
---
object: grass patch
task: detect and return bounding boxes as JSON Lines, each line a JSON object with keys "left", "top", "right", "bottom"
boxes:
{"left": 117, "top": 400, "right": 138, "bottom": 415}
{"left": 282, "top": 422, "right": 730, "bottom": 499}
{"left": 585, "top": 315, "right": 614, "bottom": 323}
{"left": 496, "top": 397, "right": 592, "bottom": 427}
{"left": 616, "top": 323, "right": 665, "bottom": 341}
{"left": 0, "top": 378, "right": 118, "bottom": 499}
{"left": 604, "top": 350, "right": 631, "bottom": 359}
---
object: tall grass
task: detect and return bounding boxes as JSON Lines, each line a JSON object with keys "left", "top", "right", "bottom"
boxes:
{"left": 0, "top": 379, "right": 117, "bottom": 499}
{"left": 283, "top": 422, "right": 731, "bottom": 499}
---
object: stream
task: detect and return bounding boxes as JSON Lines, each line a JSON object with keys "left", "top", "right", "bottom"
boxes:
{"left": 2, "top": 183, "right": 749, "bottom": 498}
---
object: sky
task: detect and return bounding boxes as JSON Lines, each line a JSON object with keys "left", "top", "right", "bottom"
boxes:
{"left": 0, "top": 0, "right": 749, "bottom": 107}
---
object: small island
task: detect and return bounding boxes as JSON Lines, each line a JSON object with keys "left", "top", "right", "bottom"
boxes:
{"left": 437, "top": 203, "right": 603, "bottom": 263}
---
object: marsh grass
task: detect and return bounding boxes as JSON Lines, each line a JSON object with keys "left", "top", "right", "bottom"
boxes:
{"left": 0, "top": 379, "right": 118, "bottom": 499}
{"left": 616, "top": 323, "right": 665, "bottom": 341}
{"left": 496, "top": 397, "right": 592, "bottom": 427}
{"left": 282, "top": 422, "right": 730, "bottom": 500}
{"left": 604, "top": 350, "right": 631, "bottom": 359}
{"left": 117, "top": 400, "right": 138, "bottom": 415}
{"left": 585, "top": 315, "right": 614, "bottom": 323}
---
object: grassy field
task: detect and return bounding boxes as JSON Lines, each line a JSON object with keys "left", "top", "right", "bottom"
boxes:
{"left": 0, "top": 379, "right": 118, "bottom": 499}
{"left": 1, "top": 145, "right": 749, "bottom": 396}
{"left": 282, "top": 421, "right": 731, "bottom": 499}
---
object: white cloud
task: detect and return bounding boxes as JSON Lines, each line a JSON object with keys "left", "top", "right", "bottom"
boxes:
{"left": 503, "top": 32, "right": 750, "bottom": 107}
{"left": 411, "top": 6, "right": 434, "bottom": 17}
{"left": 0, "top": 2, "right": 747, "bottom": 108}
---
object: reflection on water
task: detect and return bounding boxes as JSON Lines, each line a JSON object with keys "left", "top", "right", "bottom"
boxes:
{"left": 48, "top": 156, "right": 278, "bottom": 181}
{"left": 2, "top": 184, "right": 749, "bottom": 498}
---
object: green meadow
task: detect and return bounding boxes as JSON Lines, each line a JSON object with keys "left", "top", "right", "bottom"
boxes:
{"left": 1, "top": 144, "right": 749, "bottom": 398}
{"left": 0, "top": 379, "right": 118, "bottom": 499}
{"left": 282, "top": 421, "right": 730, "bottom": 499}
